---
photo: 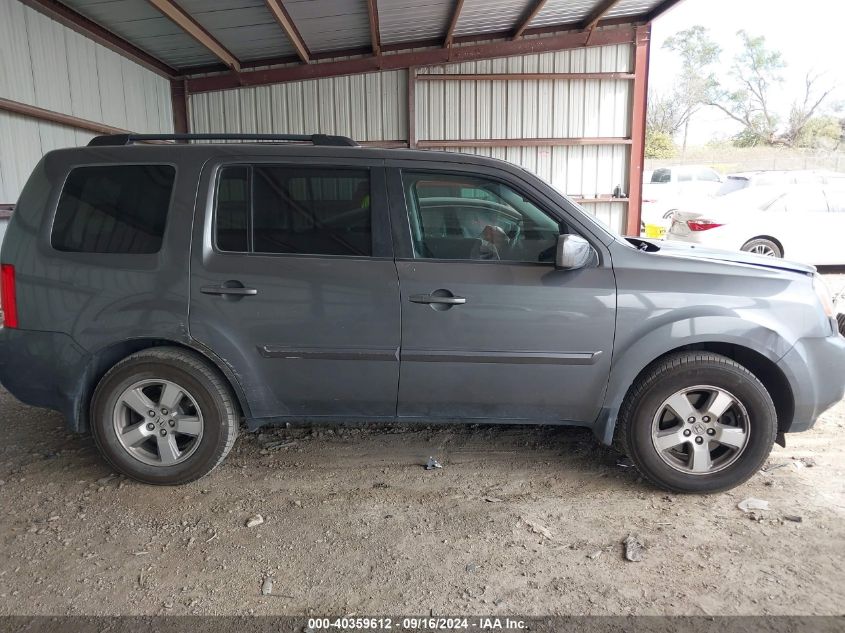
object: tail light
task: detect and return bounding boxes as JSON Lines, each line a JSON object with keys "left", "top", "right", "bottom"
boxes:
{"left": 1, "top": 264, "right": 18, "bottom": 329}
{"left": 687, "top": 219, "right": 724, "bottom": 232}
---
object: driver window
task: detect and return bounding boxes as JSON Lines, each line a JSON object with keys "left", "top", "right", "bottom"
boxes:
{"left": 402, "top": 172, "right": 562, "bottom": 263}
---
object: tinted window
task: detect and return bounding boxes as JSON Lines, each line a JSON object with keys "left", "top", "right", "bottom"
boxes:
{"left": 213, "top": 165, "right": 372, "bottom": 256}
{"left": 403, "top": 172, "right": 561, "bottom": 263}
{"left": 52, "top": 165, "right": 175, "bottom": 254}
{"left": 216, "top": 167, "right": 250, "bottom": 252}
{"left": 651, "top": 168, "right": 671, "bottom": 183}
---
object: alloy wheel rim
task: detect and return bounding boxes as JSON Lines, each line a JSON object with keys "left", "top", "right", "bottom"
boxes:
{"left": 749, "top": 244, "right": 776, "bottom": 257}
{"left": 651, "top": 385, "right": 750, "bottom": 475}
{"left": 112, "top": 379, "right": 204, "bottom": 467}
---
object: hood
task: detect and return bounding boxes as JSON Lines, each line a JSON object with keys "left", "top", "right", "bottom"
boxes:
{"left": 626, "top": 238, "right": 816, "bottom": 275}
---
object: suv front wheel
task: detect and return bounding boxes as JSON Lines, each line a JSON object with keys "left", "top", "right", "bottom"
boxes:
{"left": 91, "top": 347, "right": 239, "bottom": 485}
{"left": 620, "top": 351, "right": 777, "bottom": 493}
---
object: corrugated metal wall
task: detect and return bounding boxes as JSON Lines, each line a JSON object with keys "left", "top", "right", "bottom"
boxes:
{"left": 190, "top": 70, "right": 407, "bottom": 143}
{"left": 0, "top": 0, "right": 175, "bottom": 203}
{"left": 416, "top": 44, "right": 632, "bottom": 233}
{"left": 187, "top": 43, "right": 632, "bottom": 233}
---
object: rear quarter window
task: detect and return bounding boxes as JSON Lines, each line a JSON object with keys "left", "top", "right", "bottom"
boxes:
{"left": 51, "top": 165, "right": 176, "bottom": 254}
{"left": 650, "top": 168, "right": 671, "bottom": 183}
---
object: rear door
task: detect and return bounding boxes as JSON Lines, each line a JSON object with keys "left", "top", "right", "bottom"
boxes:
{"left": 189, "top": 155, "right": 401, "bottom": 421}
{"left": 387, "top": 162, "right": 616, "bottom": 424}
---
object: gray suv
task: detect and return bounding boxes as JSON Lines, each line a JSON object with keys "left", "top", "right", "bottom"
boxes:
{"left": 1, "top": 133, "right": 843, "bottom": 493}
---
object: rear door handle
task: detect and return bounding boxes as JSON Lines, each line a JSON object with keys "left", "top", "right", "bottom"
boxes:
{"left": 409, "top": 293, "right": 466, "bottom": 305}
{"left": 201, "top": 284, "right": 258, "bottom": 296}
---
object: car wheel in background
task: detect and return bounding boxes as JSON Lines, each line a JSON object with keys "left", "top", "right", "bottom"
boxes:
{"left": 91, "top": 347, "right": 239, "bottom": 485}
{"left": 741, "top": 238, "right": 782, "bottom": 258}
{"left": 619, "top": 351, "right": 777, "bottom": 494}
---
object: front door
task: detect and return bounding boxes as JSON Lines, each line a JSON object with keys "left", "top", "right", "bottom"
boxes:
{"left": 388, "top": 165, "right": 617, "bottom": 424}
{"left": 189, "top": 157, "right": 401, "bottom": 421}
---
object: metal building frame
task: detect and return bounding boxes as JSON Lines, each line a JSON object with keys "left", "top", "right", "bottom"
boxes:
{"left": 5, "top": 0, "right": 681, "bottom": 233}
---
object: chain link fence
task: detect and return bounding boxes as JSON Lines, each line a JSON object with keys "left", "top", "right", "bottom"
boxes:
{"left": 646, "top": 148, "right": 845, "bottom": 175}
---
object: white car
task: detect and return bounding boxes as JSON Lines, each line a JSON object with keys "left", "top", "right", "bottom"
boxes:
{"left": 716, "top": 169, "right": 845, "bottom": 196}
{"left": 641, "top": 165, "right": 723, "bottom": 234}
{"left": 666, "top": 184, "right": 845, "bottom": 265}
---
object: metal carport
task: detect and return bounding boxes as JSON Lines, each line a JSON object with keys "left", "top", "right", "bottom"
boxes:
{"left": 0, "top": 0, "right": 682, "bottom": 234}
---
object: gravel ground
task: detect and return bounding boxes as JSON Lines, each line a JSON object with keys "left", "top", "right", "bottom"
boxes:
{"left": 0, "top": 272, "right": 843, "bottom": 617}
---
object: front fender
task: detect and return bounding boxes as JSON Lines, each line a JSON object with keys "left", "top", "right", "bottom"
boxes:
{"left": 594, "top": 315, "right": 794, "bottom": 445}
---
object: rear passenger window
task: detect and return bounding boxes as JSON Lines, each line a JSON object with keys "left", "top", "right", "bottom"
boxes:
{"left": 214, "top": 165, "right": 372, "bottom": 257}
{"left": 52, "top": 165, "right": 175, "bottom": 254}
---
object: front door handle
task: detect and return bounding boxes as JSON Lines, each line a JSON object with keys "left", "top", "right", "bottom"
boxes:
{"left": 201, "top": 283, "right": 258, "bottom": 296}
{"left": 409, "top": 291, "right": 466, "bottom": 305}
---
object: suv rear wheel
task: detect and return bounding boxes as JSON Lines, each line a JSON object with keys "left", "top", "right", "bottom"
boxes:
{"left": 91, "top": 347, "right": 238, "bottom": 485}
{"left": 620, "top": 351, "right": 777, "bottom": 493}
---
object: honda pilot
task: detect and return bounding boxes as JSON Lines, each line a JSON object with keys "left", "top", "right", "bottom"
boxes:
{"left": 0, "top": 133, "right": 843, "bottom": 493}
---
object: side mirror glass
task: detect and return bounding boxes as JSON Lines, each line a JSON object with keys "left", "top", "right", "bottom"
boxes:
{"left": 555, "top": 234, "right": 596, "bottom": 270}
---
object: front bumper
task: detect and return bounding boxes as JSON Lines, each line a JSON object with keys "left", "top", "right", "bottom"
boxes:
{"left": 0, "top": 327, "right": 91, "bottom": 431}
{"left": 777, "top": 333, "right": 845, "bottom": 432}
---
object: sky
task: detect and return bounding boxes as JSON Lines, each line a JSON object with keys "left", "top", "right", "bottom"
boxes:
{"left": 649, "top": 0, "right": 845, "bottom": 145}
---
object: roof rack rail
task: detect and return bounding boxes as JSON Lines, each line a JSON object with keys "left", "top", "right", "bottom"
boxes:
{"left": 88, "top": 133, "right": 359, "bottom": 147}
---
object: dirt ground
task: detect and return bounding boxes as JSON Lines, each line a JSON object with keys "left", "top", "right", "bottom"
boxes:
{"left": 0, "top": 274, "right": 843, "bottom": 618}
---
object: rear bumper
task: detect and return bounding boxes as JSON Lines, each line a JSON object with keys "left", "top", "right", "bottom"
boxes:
{"left": 0, "top": 327, "right": 91, "bottom": 432}
{"left": 778, "top": 333, "right": 845, "bottom": 432}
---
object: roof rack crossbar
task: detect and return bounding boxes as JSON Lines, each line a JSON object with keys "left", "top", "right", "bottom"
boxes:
{"left": 88, "top": 133, "right": 359, "bottom": 147}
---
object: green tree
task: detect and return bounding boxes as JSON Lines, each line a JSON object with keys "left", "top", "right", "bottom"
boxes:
{"left": 645, "top": 130, "right": 677, "bottom": 159}
{"left": 661, "top": 26, "right": 721, "bottom": 151}
{"left": 647, "top": 26, "right": 720, "bottom": 151}
{"left": 706, "top": 31, "right": 784, "bottom": 146}
{"left": 794, "top": 115, "right": 842, "bottom": 149}
{"left": 782, "top": 73, "right": 836, "bottom": 147}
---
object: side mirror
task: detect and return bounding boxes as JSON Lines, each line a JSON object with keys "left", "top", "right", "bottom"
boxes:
{"left": 555, "top": 234, "right": 596, "bottom": 270}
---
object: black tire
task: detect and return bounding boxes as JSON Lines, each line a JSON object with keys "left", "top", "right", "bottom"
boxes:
{"left": 741, "top": 238, "right": 782, "bottom": 258}
{"left": 91, "top": 347, "right": 238, "bottom": 485}
{"left": 837, "top": 313, "right": 845, "bottom": 337}
{"left": 619, "top": 351, "right": 777, "bottom": 494}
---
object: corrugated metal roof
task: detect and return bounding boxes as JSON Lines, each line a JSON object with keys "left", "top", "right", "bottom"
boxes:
{"left": 452, "top": 0, "right": 527, "bottom": 37}
{"left": 178, "top": 0, "right": 296, "bottom": 62}
{"left": 62, "top": 0, "right": 218, "bottom": 67}
{"left": 378, "top": 0, "right": 453, "bottom": 45}
{"left": 55, "top": 0, "right": 663, "bottom": 71}
{"left": 528, "top": 0, "right": 598, "bottom": 29}
{"left": 284, "top": 0, "right": 372, "bottom": 53}
{"left": 604, "top": 0, "right": 664, "bottom": 18}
